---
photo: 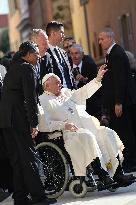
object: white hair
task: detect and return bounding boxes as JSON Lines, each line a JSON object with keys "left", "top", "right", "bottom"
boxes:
{"left": 30, "top": 29, "right": 46, "bottom": 40}
{"left": 100, "top": 27, "right": 115, "bottom": 39}
{"left": 70, "top": 44, "right": 84, "bottom": 53}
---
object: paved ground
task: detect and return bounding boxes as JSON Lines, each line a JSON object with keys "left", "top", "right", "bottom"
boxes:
{"left": 2, "top": 175, "right": 136, "bottom": 205}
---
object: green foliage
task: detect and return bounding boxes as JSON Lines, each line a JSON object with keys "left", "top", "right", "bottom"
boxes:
{"left": 0, "top": 29, "right": 10, "bottom": 53}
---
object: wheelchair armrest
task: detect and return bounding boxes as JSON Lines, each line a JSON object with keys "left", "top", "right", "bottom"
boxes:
{"left": 47, "top": 130, "right": 63, "bottom": 140}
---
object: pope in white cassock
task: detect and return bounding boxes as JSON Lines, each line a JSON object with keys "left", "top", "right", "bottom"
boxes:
{"left": 38, "top": 65, "right": 135, "bottom": 186}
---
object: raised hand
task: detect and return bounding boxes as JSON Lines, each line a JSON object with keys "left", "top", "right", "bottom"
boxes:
{"left": 96, "top": 64, "right": 108, "bottom": 82}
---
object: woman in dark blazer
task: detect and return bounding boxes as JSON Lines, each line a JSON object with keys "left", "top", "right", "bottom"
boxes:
{"left": 0, "top": 42, "right": 54, "bottom": 205}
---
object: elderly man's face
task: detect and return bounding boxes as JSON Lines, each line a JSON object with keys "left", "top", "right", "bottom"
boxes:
{"left": 46, "top": 76, "right": 62, "bottom": 96}
{"left": 98, "top": 32, "right": 113, "bottom": 51}
{"left": 70, "top": 47, "right": 83, "bottom": 66}
{"left": 33, "top": 32, "right": 49, "bottom": 57}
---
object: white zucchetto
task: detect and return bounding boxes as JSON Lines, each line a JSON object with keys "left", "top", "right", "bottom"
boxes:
{"left": 42, "top": 73, "right": 59, "bottom": 85}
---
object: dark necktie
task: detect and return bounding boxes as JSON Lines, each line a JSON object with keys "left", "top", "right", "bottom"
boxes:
{"left": 54, "top": 48, "right": 72, "bottom": 89}
{"left": 105, "top": 54, "right": 109, "bottom": 64}
{"left": 72, "top": 66, "right": 80, "bottom": 78}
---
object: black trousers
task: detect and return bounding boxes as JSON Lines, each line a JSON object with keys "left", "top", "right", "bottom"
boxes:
{"left": 109, "top": 106, "right": 136, "bottom": 167}
{"left": 0, "top": 158, "right": 13, "bottom": 191}
{"left": 0, "top": 129, "right": 13, "bottom": 191}
{"left": 2, "top": 128, "right": 46, "bottom": 203}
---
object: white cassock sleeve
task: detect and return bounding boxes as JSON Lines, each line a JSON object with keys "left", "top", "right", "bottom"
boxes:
{"left": 38, "top": 103, "right": 66, "bottom": 132}
{"left": 71, "top": 78, "right": 102, "bottom": 105}
{"left": 38, "top": 78, "right": 101, "bottom": 132}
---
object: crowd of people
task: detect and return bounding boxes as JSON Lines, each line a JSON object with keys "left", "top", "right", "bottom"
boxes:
{"left": 0, "top": 21, "right": 136, "bottom": 205}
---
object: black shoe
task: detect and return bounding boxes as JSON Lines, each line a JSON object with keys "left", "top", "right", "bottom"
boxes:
{"left": 97, "top": 176, "right": 116, "bottom": 191}
{"left": 46, "top": 198, "right": 57, "bottom": 204}
{"left": 125, "top": 174, "right": 136, "bottom": 180}
{"left": 14, "top": 199, "right": 32, "bottom": 205}
{"left": 102, "top": 176, "right": 115, "bottom": 186}
{"left": 0, "top": 190, "right": 10, "bottom": 202}
{"left": 33, "top": 198, "right": 57, "bottom": 205}
{"left": 14, "top": 197, "right": 32, "bottom": 205}
{"left": 114, "top": 174, "right": 136, "bottom": 187}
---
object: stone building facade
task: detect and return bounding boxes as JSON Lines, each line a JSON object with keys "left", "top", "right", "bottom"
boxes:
{"left": 8, "top": 0, "right": 21, "bottom": 51}
{"left": 70, "top": 0, "right": 136, "bottom": 62}
{"left": 8, "top": 0, "right": 73, "bottom": 51}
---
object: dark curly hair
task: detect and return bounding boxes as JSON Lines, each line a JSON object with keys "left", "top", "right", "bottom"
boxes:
{"left": 18, "top": 41, "right": 39, "bottom": 57}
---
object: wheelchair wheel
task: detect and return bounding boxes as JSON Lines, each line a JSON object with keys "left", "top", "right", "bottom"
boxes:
{"left": 69, "top": 179, "right": 87, "bottom": 198}
{"left": 36, "top": 141, "right": 69, "bottom": 198}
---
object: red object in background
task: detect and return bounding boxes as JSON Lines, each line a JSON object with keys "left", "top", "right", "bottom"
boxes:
{"left": 0, "top": 14, "right": 8, "bottom": 28}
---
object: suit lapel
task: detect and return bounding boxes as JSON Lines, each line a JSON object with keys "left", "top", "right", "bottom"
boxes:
{"left": 46, "top": 48, "right": 63, "bottom": 81}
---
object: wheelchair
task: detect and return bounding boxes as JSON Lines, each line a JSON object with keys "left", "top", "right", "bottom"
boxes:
{"left": 35, "top": 131, "right": 119, "bottom": 199}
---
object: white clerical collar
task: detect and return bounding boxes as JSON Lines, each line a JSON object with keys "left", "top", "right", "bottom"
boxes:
{"left": 44, "top": 90, "right": 56, "bottom": 96}
{"left": 107, "top": 42, "right": 116, "bottom": 54}
{"left": 44, "top": 90, "right": 67, "bottom": 103}
{"left": 44, "top": 90, "right": 64, "bottom": 98}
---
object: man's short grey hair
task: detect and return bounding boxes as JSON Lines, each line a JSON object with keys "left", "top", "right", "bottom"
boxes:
{"left": 70, "top": 44, "right": 84, "bottom": 53}
{"left": 30, "top": 29, "right": 46, "bottom": 40}
{"left": 100, "top": 27, "right": 115, "bottom": 39}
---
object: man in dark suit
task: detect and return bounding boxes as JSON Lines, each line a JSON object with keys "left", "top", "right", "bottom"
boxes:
{"left": 70, "top": 44, "right": 102, "bottom": 119}
{"left": 46, "top": 21, "right": 75, "bottom": 89}
{"left": 30, "top": 29, "right": 53, "bottom": 95}
{"left": 0, "top": 42, "right": 56, "bottom": 205}
{"left": 98, "top": 27, "right": 136, "bottom": 171}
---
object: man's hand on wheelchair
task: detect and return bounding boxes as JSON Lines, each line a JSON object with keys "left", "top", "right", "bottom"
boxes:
{"left": 31, "top": 127, "right": 38, "bottom": 138}
{"left": 65, "top": 122, "right": 78, "bottom": 132}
